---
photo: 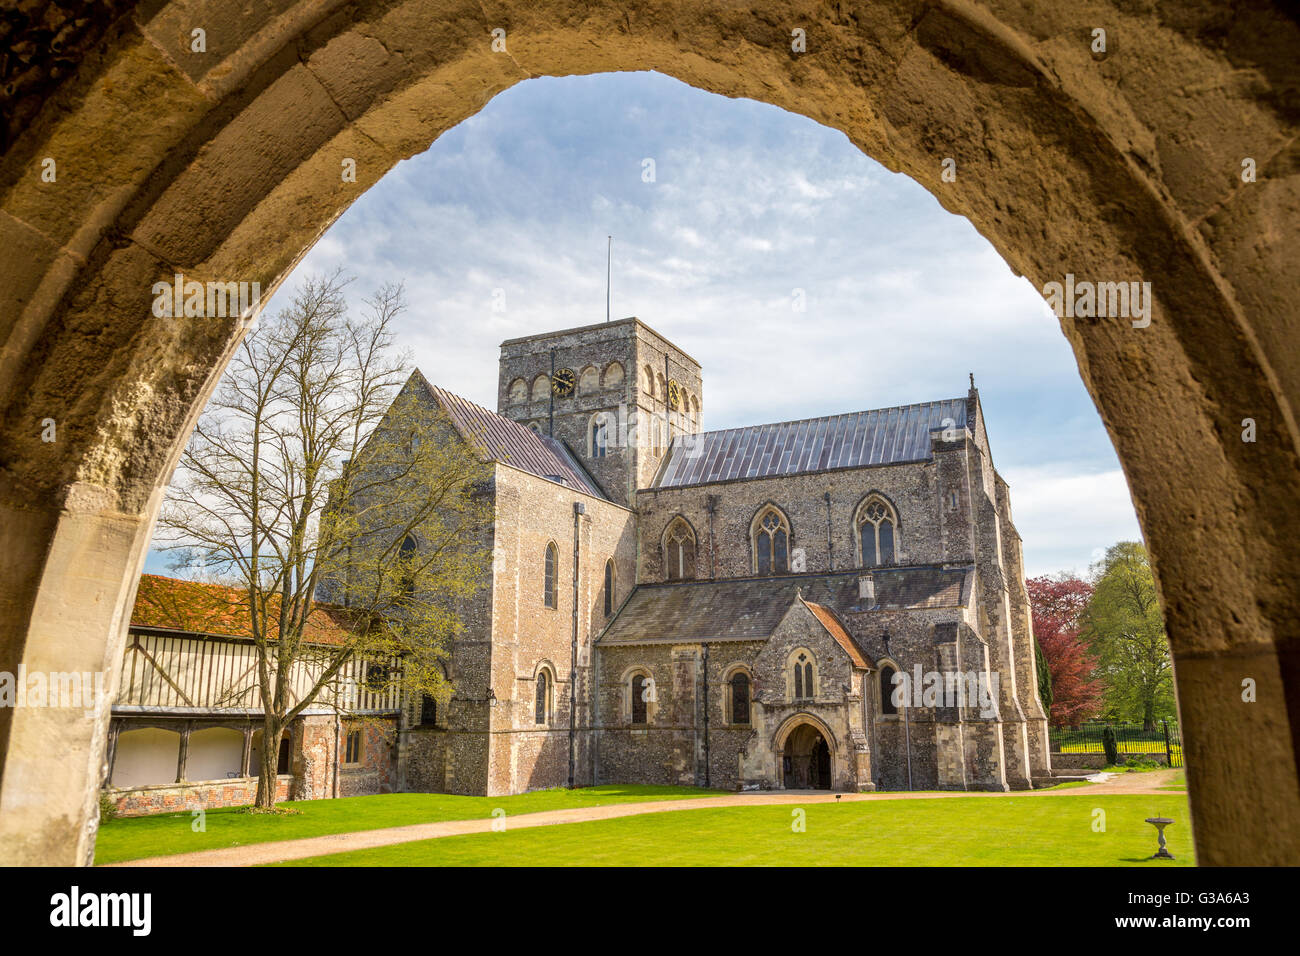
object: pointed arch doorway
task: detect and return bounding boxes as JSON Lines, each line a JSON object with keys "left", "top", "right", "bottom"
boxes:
{"left": 778, "top": 718, "right": 834, "bottom": 791}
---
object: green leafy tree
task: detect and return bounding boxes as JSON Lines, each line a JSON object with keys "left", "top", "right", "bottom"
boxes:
{"left": 1081, "top": 542, "right": 1173, "bottom": 730}
{"left": 1034, "top": 635, "right": 1054, "bottom": 714}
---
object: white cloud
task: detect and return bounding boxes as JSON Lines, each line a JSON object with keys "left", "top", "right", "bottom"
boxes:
{"left": 1001, "top": 466, "right": 1143, "bottom": 577}
{"left": 156, "top": 71, "right": 1140, "bottom": 581}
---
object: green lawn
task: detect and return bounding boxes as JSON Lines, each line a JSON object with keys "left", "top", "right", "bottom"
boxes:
{"left": 1159, "top": 770, "right": 1187, "bottom": 791}
{"left": 1055, "top": 742, "right": 1182, "bottom": 759}
{"left": 273, "top": 793, "right": 1195, "bottom": 867}
{"left": 94, "top": 784, "right": 721, "bottom": 865}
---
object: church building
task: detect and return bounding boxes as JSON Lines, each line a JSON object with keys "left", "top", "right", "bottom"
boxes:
{"left": 380, "top": 317, "right": 1052, "bottom": 794}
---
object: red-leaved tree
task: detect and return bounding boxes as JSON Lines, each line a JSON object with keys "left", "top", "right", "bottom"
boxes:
{"left": 1026, "top": 575, "right": 1103, "bottom": 726}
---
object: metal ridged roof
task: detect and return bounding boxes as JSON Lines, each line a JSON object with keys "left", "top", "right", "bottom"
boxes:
{"left": 655, "top": 398, "right": 969, "bottom": 488}
{"left": 419, "top": 377, "right": 605, "bottom": 499}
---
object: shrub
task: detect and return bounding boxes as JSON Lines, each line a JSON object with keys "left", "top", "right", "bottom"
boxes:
{"left": 98, "top": 791, "right": 118, "bottom": 823}
{"left": 1122, "top": 755, "right": 1162, "bottom": 772}
{"left": 1101, "top": 725, "right": 1119, "bottom": 766}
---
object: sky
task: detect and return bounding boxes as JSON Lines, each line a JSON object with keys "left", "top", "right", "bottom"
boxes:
{"left": 144, "top": 70, "right": 1141, "bottom": 579}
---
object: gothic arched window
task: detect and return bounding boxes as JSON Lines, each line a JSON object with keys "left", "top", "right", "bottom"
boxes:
{"left": 603, "top": 559, "right": 616, "bottom": 617}
{"left": 856, "top": 495, "right": 898, "bottom": 567}
{"left": 398, "top": 534, "right": 418, "bottom": 600}
{"left": 420, "top": 694, "right": 438, "bottom": 727}
{"left": 880, "top": 664, "right": 899, "bottom": 715}
{"left": 752, "top": 506, "right": 791, "bottom": 574}
{"left": 543, "top": 542, "right": 558, "bottom": 608}
{"left": 631, "top": 673, "right": 649, "bottom": 724}
{"left": 589, "top": 413, "right": 610, "bottom": 459}
{"left": 729, "top": 672, "right": 751, "bottom": 725}
{"left": 791, "top": 650, "right": 815, "bottom": 700}
{"left": 663, "top": 517, "right": 696, "bottom": 581}
{"left": 535, "top": 670, "right": 550, "bottom": 725}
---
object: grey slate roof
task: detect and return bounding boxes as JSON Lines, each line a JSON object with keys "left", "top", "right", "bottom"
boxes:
{"left": 417, "top": 374, "right": 606, "bottom": 499}
{"left": 598, "top": 567, "right": 973, "bottom": 646}
{"left": 655, "top": 398, "right": 969, "bottom": 488}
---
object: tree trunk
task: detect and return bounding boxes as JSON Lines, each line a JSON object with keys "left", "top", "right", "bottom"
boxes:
{"left": 255, "top": 717, "right": 281, "bottom": 809}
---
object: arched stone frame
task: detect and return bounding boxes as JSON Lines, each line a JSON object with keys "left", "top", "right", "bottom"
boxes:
{"left": 648, "top": 406, "right": 664, "bottom": 455}
{"left": 417, "top": 660, "right": 449, "bottom": 729}
{"left": 532, "top": 660, "right": 556, "bottom": 727}
{"left": 661, "top": 515, "right": 698, "bottom": 581}
{"left": 620, "top": 664, "right": 657, "bottom": 725}
{"left": 642, "top": 365, "right": 656, "bottom": 398}
{"left": 2, "top": 0, "right": 1296, "bottom": 867}
{"left": 602, "top": 558, "right": 616, "bottom": 618}
{"left": 721, "top": 662, "right": 754, "bottom": 726}
{"left": 772, "top": 712, "right": 839, "bottom": 790}
{"left": 578, "top": 365, "right": 599, "bottom": 394}
{"left": 602, "top": 361, "right": 625, "bottom": 390}
{"left": 786, "top": 646, "right": 820, "bottom": 702}
{"left": 397, "top": 532, "right": 418, "bottom": 598}
{"left": 773, "top": 712, "right": 838, "bottom": 756}
{"left": 588, "top": 411, "right": 614, "bottom": 459}
{"left": 507, "top": 377, "right": 528, "bottom": 404}
{"left": 853, "top": 492, "right": 901, "bottom": 568}
{"left": 750, "top": 503, "right": 793, "bottom": 575}
{"left": 875, "top": 657, "right": 903, "bottom": 719}
{"left": 530, "top": 374, "right": 550, "bottom": 402}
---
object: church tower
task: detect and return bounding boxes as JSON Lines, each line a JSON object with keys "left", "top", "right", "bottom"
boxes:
{"left": 497, "top": 318, "right": 703, "bottom": 507}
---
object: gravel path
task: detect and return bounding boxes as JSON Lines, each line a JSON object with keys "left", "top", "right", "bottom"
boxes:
{"left": 106, "top": 769, "right": 1183, "bottom": 867}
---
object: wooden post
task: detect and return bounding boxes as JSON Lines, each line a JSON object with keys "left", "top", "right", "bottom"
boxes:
{"left": 241, "top": 723, "right": 253, "bottom": 777}
{"left": 176, "top": 721, "right": 192, "bottom": 783}
{"left": 102, "top": 720, "right": 120, "bottom": 788}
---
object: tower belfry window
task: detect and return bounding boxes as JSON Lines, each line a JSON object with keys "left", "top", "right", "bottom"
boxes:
{"left": 590, "top": 414, "right": 610, "bottom": 458}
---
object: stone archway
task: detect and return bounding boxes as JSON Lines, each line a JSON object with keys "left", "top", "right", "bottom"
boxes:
{"left": 775, "top": 714, "right": 837, "bottom": 791}
{"left": 1, "top": 1, "right": 1297, "bottom": 865}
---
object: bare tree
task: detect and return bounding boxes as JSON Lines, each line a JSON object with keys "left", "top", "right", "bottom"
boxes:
{"left": 157, "top": 271, "right": 491, "bottom": 808}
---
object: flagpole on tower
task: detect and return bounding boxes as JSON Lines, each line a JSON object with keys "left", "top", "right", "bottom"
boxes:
{"left": 606, "top": 235, "right": 612, "bottom": 322}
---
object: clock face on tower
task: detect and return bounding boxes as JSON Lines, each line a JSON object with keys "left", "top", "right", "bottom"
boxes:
{"left": 667, "top": 379, "right": 682, "bottom": 410}
{"left": 551, "top": 368, "right": 577, "bottom": 397}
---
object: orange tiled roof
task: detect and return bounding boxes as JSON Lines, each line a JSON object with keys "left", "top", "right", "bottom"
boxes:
{"left": 802, "top": 599, "right": 873, "bottom": 669}
{"left": 131, "top": 574, "right": 356, "bottom": 644}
